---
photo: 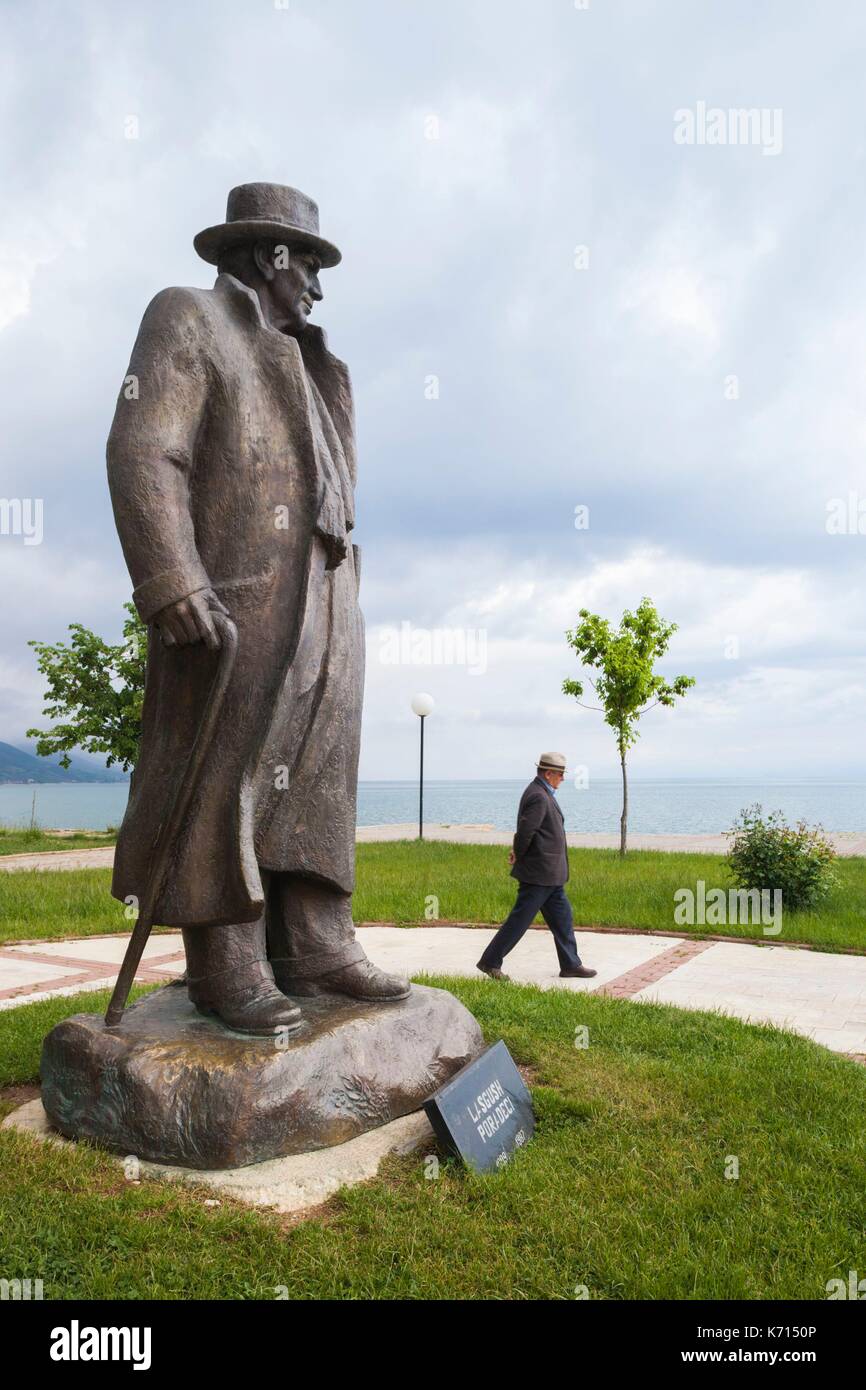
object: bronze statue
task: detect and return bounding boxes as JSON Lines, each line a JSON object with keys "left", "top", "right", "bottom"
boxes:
{"left": 40, "top": 184, "right": 484, "bottom": 1168}
{"left": 106, "top": 183, "right": 409, "bottom": 1035}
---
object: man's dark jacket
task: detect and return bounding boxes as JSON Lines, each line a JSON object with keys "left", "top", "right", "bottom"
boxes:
{"left": 511, "top": 777, "right": 569, "bottom": 886}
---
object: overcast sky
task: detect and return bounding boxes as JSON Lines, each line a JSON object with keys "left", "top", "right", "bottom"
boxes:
{"left": 1, "top": 0, "right": 865, "bottom": 782}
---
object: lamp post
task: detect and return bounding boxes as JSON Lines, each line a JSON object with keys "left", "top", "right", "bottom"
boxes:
{"left": 410, "top": 692, "right": 435, "bottom": 839}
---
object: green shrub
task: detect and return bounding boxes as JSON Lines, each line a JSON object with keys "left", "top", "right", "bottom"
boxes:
{"left": 726, "top": 804, "right": 838, "bottom": 911}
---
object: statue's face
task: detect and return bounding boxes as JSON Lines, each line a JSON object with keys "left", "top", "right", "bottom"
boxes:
{"left": 268, "top": 243, "right": 323, "bottom": 337}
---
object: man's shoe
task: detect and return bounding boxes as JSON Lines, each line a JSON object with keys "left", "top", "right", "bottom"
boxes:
{"left": 188, "top": 961, "right": 303, "bottom": 1037}
{"left": 274, "top": 958, "right": 411, "bottom": 1001}
{"left": 559, "top": 966, "right": 597, "bottom": 979}
{"left": 477, "top": 961, "right": 510, "bottom": 981}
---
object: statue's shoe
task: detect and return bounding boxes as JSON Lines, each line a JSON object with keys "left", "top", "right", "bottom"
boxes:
{"left": 188, "top": 968, "right": 303, "bottom": 1037}
{"left": 193, "top": 991, "right": 302, "bottom": 1036}
{"left": 274, "top": 958, "right": 411, "bottom": 1002}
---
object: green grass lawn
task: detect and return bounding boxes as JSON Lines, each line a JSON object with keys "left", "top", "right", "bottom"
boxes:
{"left": 2, "top": 841, "right": 864, "bottom": 953}
{"left": 355, "top": 841, "right": 866, "bottom": 951}
{"left": 0, "top": 977, "right": 863, "bottom": 1299}
{"left": 0, "top": 826, "right": 117, "bottom": 856}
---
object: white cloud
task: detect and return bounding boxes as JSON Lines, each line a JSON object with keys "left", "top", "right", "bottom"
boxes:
{"left": 618, "top": 187, "right": 777, "bottom": 356}
{"left": 359, "top": 540, "right": 866, "bottom": 778}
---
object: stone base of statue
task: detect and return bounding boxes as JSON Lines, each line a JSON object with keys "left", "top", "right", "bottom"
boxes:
{"left": 40, "top": 981, "right": 484, "bottom": 1170}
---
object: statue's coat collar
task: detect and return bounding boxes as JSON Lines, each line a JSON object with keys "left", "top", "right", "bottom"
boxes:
{"left": 214, "top": 271, "right": 335, "bottom": 361}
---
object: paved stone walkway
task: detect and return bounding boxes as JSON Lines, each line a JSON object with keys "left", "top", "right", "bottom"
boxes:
{"left": 2, "top": 925, "right": 865, "bottom": 1061}
{"left": 3, "top": 825, "right": 865, "bottom": 873}
{"left": 0, "top": 846, "right": 117, "bottom": 872}
{"left": 362, "top": 825, "right": 866, "bottom": 854}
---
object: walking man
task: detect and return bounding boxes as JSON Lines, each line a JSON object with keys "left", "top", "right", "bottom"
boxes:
{"left": 477, "top": 753, "right": 596, "bottom": 981}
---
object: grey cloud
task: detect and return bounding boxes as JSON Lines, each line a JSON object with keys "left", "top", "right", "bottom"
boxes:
{"left": 2, "top": 0, "right": 866, "bottom": 778}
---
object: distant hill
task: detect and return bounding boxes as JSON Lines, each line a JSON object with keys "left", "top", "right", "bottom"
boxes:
{"left": 0, "top": 742, "right": 129, "bottom": 784}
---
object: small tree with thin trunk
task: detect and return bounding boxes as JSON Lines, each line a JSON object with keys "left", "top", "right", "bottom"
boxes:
{"left": 26, "top": 602, "right": 147, "bottom": 772}
{"left": 562, "top": 598, "right": 695, "bottom": 855}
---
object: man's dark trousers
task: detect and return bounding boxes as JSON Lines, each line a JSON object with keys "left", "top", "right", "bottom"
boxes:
{"left": 478, "top": 882, "right": 583, "bottom": 972}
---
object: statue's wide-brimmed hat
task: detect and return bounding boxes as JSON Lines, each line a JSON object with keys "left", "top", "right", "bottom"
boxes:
{"left": 538, "top": 751, "right": 567, "bottom": 771}
{"left": 193, "top": 183, "right": 341, "bottom": 268}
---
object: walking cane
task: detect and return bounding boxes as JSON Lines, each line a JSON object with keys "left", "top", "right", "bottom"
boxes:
{"left": 104, "top": 611, "right": 239, "bottom": 1027}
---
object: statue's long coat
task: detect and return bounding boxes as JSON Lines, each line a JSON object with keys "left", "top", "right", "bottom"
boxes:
{"left": 107, "top": 273, "right": 363, "bottom": 927}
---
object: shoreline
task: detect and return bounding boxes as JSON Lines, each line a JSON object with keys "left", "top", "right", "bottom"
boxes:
{"left": 3, "top": 824, "right": 866, "bottom": 872}
{"left": 355, "top": 824, "right": 866, "bottom": 855}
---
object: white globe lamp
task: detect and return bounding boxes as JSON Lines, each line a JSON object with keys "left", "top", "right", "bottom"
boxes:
{"left": 410, "top": 693, "right": 435, "bottom": 837}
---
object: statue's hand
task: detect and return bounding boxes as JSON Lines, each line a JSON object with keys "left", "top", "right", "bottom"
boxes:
{"left": 155, "top": 589, "right": 230, "bottom": 651}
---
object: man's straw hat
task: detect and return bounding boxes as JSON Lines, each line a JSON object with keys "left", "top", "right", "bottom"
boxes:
{"left": 537, "top": 752, "right": 567, "bottom": 772}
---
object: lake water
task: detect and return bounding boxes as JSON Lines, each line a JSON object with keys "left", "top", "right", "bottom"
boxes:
{"left": 1, "top": 779, "right": 864, "bottom": 834}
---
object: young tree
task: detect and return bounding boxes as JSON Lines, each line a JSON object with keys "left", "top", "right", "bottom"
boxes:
{"left": 27, "top": 602, "right": 147, "bottom": 772}
{"left": 562, "top": 598, "right": 695, "bottom": 855}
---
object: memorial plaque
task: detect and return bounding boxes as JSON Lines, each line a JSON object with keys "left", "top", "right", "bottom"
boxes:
{"left": 423, "top": 1039, "right": 534, "bottom": 1173}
